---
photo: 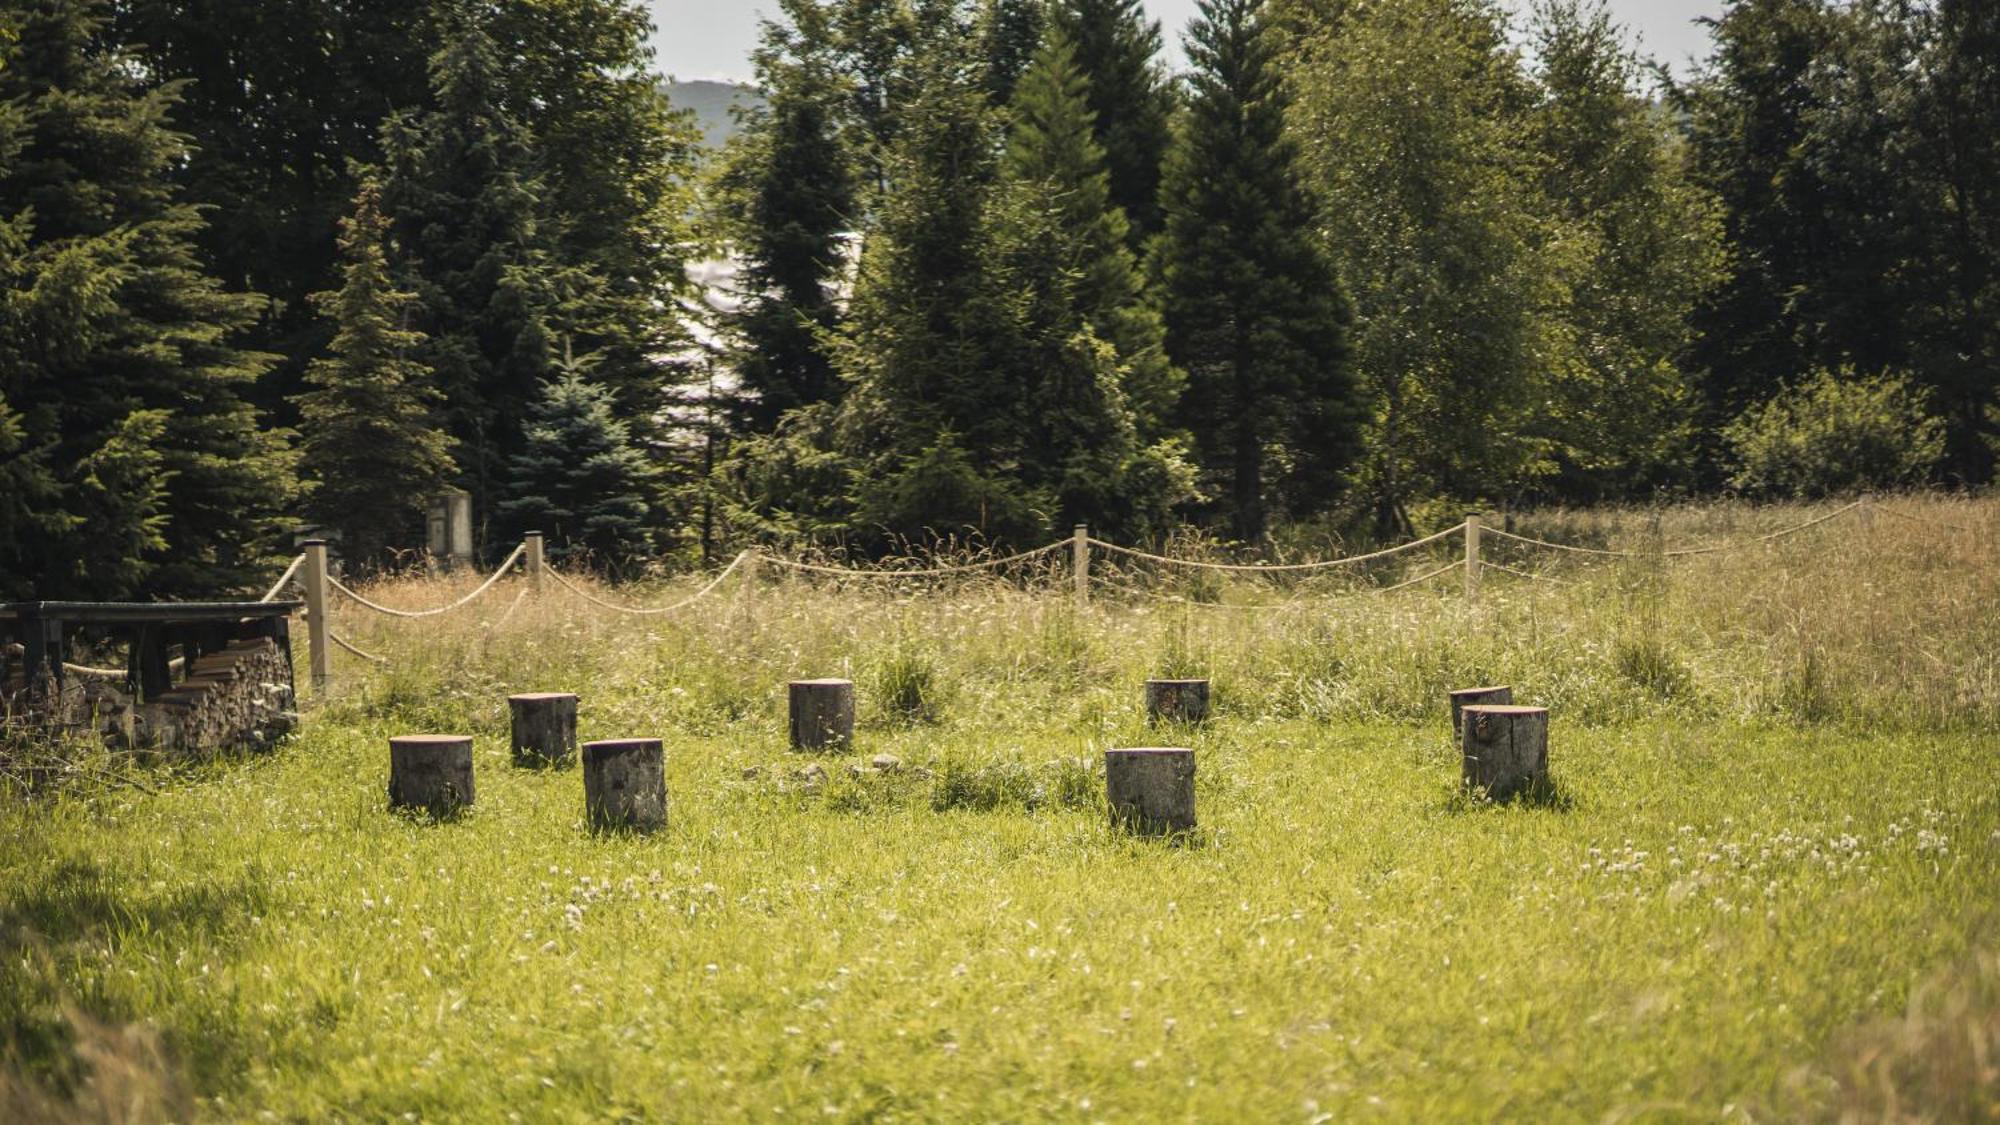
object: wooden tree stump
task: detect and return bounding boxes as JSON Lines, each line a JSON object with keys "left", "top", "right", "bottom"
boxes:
{"left": 1459, "top": 705, "right": 1549, "bottom": 799}
{"left": 1448, "top": 685, "right": 1514, "bottom": 737}
{"left": 789, "top": 679, "right": 855, "bottom": 751}
{"left": 509, "top": 692, "right": 578, "bottom": 767}
{"left": 582, "top": 738, "right": 667, "bottom": 832}
{"left": 1145, "top": 679, "right": 1211, "bottom": 725}
{"left": 388, "top": 735, "right": 475, "bottom": 815}
{"left": 1105, "top": 747, "right": 1196, "bottom": 837}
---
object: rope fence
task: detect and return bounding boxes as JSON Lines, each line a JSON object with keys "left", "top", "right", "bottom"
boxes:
{"left": 283, "top": 495, "right": 1955, "bottom": 688}
{"left": 545, "top": 550, "right": 753, "bottom": 615}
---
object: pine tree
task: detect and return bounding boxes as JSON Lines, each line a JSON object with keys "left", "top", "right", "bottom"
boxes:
{"left": 1152, "top": 0, "right": 1359, "bottom": 542}
{"left": 996, "top": 22, "right": 1192, "bottom": 533}
{"left": 832, "top": 47, "right": 1048, "bottom": 545}
{"left": 0, "top": 0, "right": 299, "bottom": 600}
{"left": 381, "top": 13, "right": 557, "bottom": 539}
{"left": 293, "top": 177, "right": 456, "bottom": 567}
{"left": 724, "top": 0, "right": 859, "bottom": 431}
{"left": 1050, "top": 0, "right": 1176, "bottom": 243}
{"left": 484, "top": 0, "right": 703, "bottom": 439}
{"left": 500, "top": 346, "right": 660, "bottom": 566}
{"left": 112, "top": 0, "right": 437, "bottom": 419}
{"left": 982, "top": 0, "right": 1047, "bottom": 105}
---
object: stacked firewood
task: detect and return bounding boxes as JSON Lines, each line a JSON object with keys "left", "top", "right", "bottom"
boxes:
{"left": 133, "top": 638, "right": 298, "bottom": 757}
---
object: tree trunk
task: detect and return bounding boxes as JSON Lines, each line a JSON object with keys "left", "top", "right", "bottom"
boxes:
{"left": 509, "top": 692, "right": 578, "bottom": 767}
{"left": 789, "top": 678, "right": 855, "bottom": 751}
{"left": 1448, "top": 685, "right": 1513, "bottom": 738}
{"left": 1459, "top": 705, "right": 1548, "bottom": 800}
{"left": 388, "top": 735, "right": 476, "bottom": 815}
{"left": 1145, "top": 679, "right": 1211, "bottom": 725}
{"left": 582, "top": 738, "right": 667, "bottom": 832}
{"left": 1105, "top": 747, "right": 1196, "bottom": 837}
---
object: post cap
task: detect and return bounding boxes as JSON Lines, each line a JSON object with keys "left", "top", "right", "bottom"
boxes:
{"left": 301, "top": 538, "right": 329, "bottom": 547}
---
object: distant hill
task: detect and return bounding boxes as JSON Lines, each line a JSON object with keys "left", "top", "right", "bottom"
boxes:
{"left": 665, "top": 80, "right": 764, "bottom": 148}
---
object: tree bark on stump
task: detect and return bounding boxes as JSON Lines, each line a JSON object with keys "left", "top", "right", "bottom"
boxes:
{"left": 1448, "top": 685, "right": 1513, "bottom": 737}
{"left": 789, "top": 679, "right": 854, "bottom": 751}
{"left": 583, "top": 738, "right": 667, "bottom": 832}
{"left": 510, "top": 692, "right": 578, "bottom": 767}
{"left": 1459, "top": 705, "right": 1548, "bottom": 799}
{"left": 1145, "top": 679, "right": 1211, "bottom": 725}
{"left": 388, "top": 735, "right": 476, "bottom": 815}
{"left": 1105, "top": 747, "right": 1196, "bottom": 837}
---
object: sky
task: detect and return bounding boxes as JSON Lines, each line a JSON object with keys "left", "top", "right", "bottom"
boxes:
{"left": 645, "top": 1, "right": 1724, "bottom": 85}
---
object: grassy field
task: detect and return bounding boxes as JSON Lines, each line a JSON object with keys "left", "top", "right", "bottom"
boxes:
{"left": 4, "top": 496, "right": 1997, "bottom": 1120}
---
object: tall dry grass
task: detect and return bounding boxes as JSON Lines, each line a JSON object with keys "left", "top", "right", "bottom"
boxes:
{"left": 312, "top": 494, "right": 1997, "bottom": 737}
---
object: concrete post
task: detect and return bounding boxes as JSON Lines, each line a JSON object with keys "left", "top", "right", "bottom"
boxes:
{"left": 447, "top": 490, "right": 474, "bottom": 566}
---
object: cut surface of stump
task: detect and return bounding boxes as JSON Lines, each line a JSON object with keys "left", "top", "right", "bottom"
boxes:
{"left": 509, "top": 692, "right": 578, "bottom": 767}
{"left": 1145, "top": 679, "right": 1211, "bottom": 725}
{"left": 388, "top": 735, "right": 475, "bottom": 815}
{"left": 1105, "top": 747, "right": 1196, "bottom": 837}
{"left": 582, "top": 738, "right": 667, "bottom": 832}
{"left": 1448, "top": 685, "right": 1514, "bottom": 737}
{"left": 789, "top": 679, "right": 855, "bottom": 751}
{"left": 1459, "top": 705, "right": 1548, "bottom": 799}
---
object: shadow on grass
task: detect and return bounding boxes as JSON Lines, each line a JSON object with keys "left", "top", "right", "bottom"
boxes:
{"left": 1439, "top": 775, "right": 1577, "bottom": 815}
{"left": 0, "top": 858, "right": 270, "bottom": 1106}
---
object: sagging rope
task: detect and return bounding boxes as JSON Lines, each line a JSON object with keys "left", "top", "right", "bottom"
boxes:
{"left": 760, "top": 540, "right": 1068, "bottom": 578}
{"left": 546, "top": 550, "right": 752, "bottom": 615}
{"left": 1482, "top": 561, "right": 1574, "bottom": 586}
{"left": 327, "top": 544, "right": 526, "bottom": 619}
{"left": 1091, "top": 523, "right": 1467, "bottom": 573}
{"left": 1152, "top": 558, "right": 1467, "bottom": 612}
{"left": 1663, "top": 499, "right": 1866, "bottom": 557}
{"left": 261, "top": 554, "right": 306, "bottom": 602}
{"left": 1483, "top": 500, "right": 1866, "bottom": 559}
{"left": 328, "top": 630, "right": 387, "bottom": 664}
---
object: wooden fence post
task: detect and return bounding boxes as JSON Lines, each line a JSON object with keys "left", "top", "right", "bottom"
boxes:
{"left": 303, "top": 539, "right": 331, "bottom": 692}
{"left": 524, "top": 531, "right": 545, "bottom": 595}
{"left": 1464, "top": 514, "right": 1482, "bottom": 604}
{"left": 1073, "top": 523, "right": 1090, "bottom": 609}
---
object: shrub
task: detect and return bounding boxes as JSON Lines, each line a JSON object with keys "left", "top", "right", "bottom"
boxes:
{"left": 1724, "top": 368, "right": 1945, "bottom": 498}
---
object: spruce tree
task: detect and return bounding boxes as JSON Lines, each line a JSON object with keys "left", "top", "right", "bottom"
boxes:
{"left": 982, "top": 0, "right": 1047, "bottom": 105}
{"left": 725, "top": 0, "right": 859, "bottom": 431}
{"left": 832, "top": 48, "right": 1047, "bottom": 545}
{"left": 996, "top": 23, "right": 1192, "bottom": 533}
{"left": 484, "top": 0, "right": 703, "bottom": 439}
{"left": 500, "top": 346, "right": 660, "bottom": 566}
{"left": 381, "top": 13, "right": 556, "bottom": 539}
{"left": 1050, "top": 0, "right": 1176, "bottom": 243}
{"left": 293, "top": 177, "right": 456, "bottom": 567}
{"left": 0, "top": 0, "right": 299, "bottom": 599}
{"left": 1152, "top": 0, "right": 1359, "bottom": 542}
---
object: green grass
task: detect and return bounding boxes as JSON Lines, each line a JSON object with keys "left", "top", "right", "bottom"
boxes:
{"left": 3, "top": 496, "right": 1997, "bottom": 1118}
